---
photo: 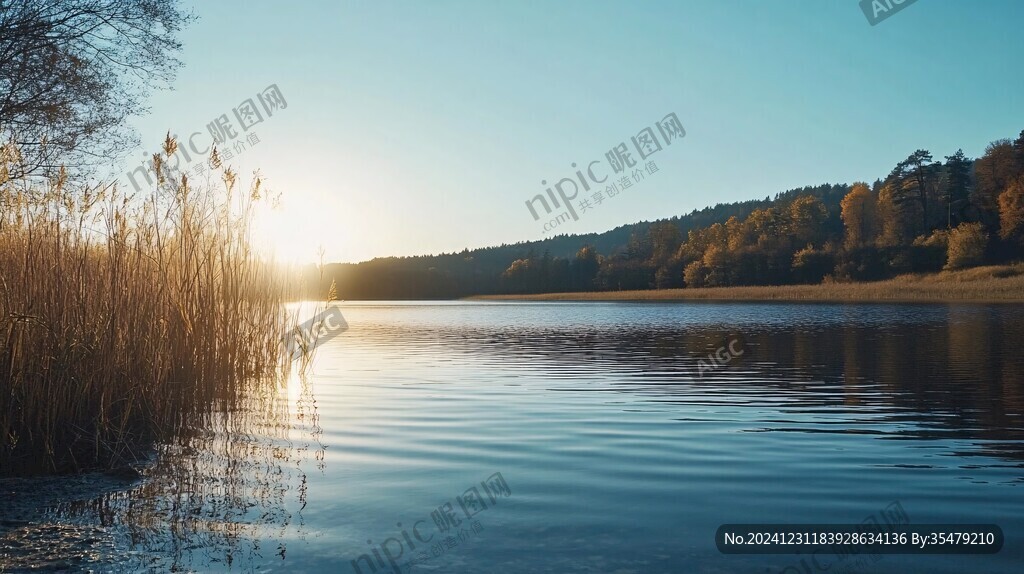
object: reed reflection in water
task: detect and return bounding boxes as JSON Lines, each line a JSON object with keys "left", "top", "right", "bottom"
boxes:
{"left": 0, "top": 370, "right": 322, "bottom": 573}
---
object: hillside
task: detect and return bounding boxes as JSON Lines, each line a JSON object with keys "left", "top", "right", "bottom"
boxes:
{"left": 309, "top": 129, "right": 1024, "bottom": 300}
{"left": 310, "top": 183, "right": 851, "bottom": 299}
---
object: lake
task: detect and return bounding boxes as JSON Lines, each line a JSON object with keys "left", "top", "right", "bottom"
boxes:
{"left": 2, "top": 301, "right": 1023, "bottom": 573}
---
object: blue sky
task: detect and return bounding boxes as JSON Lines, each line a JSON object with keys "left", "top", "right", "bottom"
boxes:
{"left": 123, "top": 0, "right": 1024, "bottom": 263}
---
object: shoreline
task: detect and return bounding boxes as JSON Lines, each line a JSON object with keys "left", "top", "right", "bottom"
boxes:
{"left": 467, "top": 264, "right": 1024, "bottom": 304}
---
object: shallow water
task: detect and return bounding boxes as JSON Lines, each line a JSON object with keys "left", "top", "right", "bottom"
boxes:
{"left": 3, "top": 301, "right": 1023, "bottom": 573}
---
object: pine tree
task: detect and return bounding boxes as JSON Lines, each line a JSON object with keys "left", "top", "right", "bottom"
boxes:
{"left": 942, "top": 149, "right": 972, "bottom": 228}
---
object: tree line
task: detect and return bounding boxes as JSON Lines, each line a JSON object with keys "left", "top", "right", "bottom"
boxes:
{"left": 313, "top": 131, "right": 1024, "bottom": 299}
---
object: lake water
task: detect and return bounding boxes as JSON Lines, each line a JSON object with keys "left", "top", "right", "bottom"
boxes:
{"left": 2, "top": 301, "right": 1024, "bottom": 573}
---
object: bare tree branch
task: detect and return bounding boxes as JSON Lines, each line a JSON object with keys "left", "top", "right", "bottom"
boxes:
{"left": 0, "top": 0, "right": 194, "bottom": 177}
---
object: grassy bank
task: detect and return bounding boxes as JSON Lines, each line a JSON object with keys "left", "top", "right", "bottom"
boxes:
{"left": 469, "top": 264, "right": 1024, "bottom": 303}
{"left": 0, "top": 141, "right": 296, "bottom": 476}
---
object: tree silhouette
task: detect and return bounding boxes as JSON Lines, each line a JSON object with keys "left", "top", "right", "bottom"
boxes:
{"left": 887, "top": 150, "right": 937, "bottom": 235}
{"left": 942, "top": 149, "right": 972, "bottom": 228}
{"left": 0, "top": 0, "right": 192, "bottom": 175}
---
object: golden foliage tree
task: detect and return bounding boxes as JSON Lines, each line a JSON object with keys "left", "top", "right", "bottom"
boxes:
{"left": 945, "top": 222, "right": 988, "bottom": 270}
{"left": 974, "top": 140, "right": 1021, "bottom": 218}
{"left": 683, "top": 260, "right": 707, "bottom": 288}
{"left": 840, "top": 182, "right": 878, "bottom": 249}
{"left": 998, "top": 177, "right": 1024, "bottom": 245}
{"left": 876, "top": 182, "right": 908, "bottom": 247}
{"left": 787, "top": 195, "right": 828, "bottom": 245}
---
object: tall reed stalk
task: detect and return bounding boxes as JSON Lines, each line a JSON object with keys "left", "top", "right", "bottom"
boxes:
{"left": 0, "top": 137, "right": 296, "bottom": 475}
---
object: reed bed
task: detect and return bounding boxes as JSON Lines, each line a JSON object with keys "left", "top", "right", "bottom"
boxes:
{"left": 0, "top": 138, "right": 297, "bottom": 476}
{"left": 469, "top": 264, "right": 1024, "bottom": 303}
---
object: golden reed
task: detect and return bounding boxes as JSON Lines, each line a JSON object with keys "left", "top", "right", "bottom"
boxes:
{"left": 0, "top": 136, "right": 304, "bottom": 475}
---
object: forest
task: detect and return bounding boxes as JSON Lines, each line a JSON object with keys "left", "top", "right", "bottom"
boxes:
{"left": 312, "top": 130, "right": 1024, "bottom": 299}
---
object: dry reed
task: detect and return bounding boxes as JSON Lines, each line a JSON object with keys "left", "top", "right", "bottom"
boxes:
{"left": 469, "top": 264, "right": 1024, "bottom": 303}
{"left": 0, "top": 137, "right": 300, "bottom": 475}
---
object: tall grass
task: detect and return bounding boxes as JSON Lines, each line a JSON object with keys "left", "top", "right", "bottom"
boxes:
{"left": 470, "top": 263, "right": 1024, "bottom": 303}
{"left": 0, "top": 137, "right": 296, "bottom": 475}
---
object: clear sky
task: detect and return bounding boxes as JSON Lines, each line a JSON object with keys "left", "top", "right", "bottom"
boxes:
{"left": 122, "top": 0, "right": 1024, "bottom": 264}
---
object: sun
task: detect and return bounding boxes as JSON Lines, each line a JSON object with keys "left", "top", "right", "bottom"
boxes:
{"left": 248, "top": 184, "right": 374, "bottom": 267}
{"left": 251, "top": 199, "right": 328, "bottom": 265}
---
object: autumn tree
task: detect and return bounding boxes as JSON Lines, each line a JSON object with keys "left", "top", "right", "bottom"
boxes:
{"left": 0, "top": 0, "right": 192, "bottom": 175}
{"left": 745, "top": 207, "right": 785, "bottom": 249}
{"left": 945, "top": 223, "right": 988, "bottom": 270}
{"left": 701, "top": 244, "right": 732, "bottom": 287}
{"left": 973, "top": 139, "right": 1021, "bottom": 227}
{"left": 998, "top": 177, "right": 1024, "bottom": 247}
{"left": 786, "top": 195, "right": 828, "bottom": 245}
{"left": 840, "top": 182, "right": 878, "bottom": 249}
{"left": 876, "top": 181, "right": 909, "bottom": 246}
{"left": 792, "top": 245, "right": 834, "bottom": 284}
{"left": 725, "top": 215, "right": 752, "bottom": 251}
{"left": 683, "top": 260, "right": 708, "bottom": 288}
{"left": 501, "top": 258, "right": 534, "bottom": 293}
